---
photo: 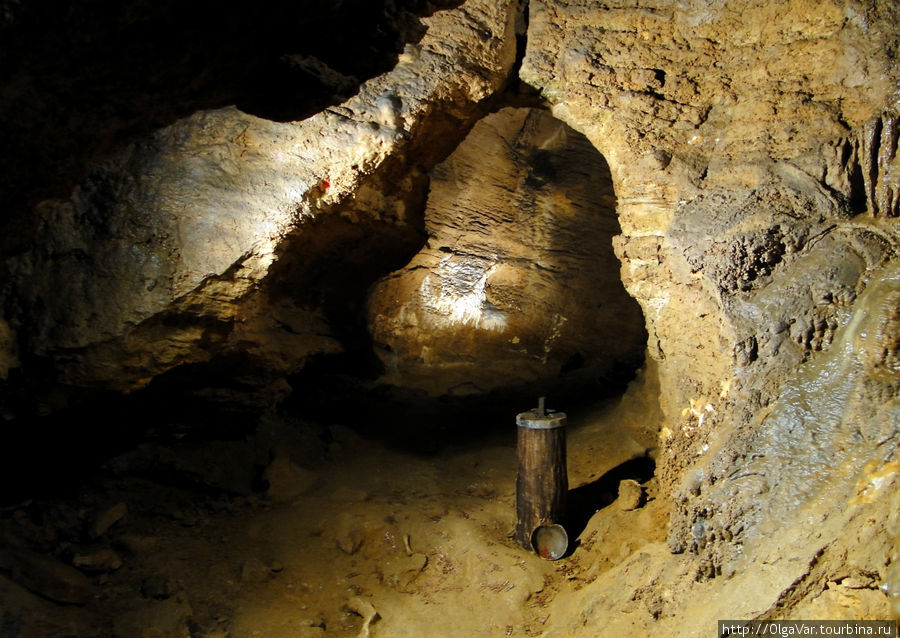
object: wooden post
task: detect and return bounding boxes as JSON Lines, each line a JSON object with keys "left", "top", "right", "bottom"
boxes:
{"left": 515, "top": 397, "right": 568, "bottom": 552}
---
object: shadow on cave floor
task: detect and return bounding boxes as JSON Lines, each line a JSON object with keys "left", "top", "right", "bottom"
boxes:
{"left": 0, "top": 330, "right": 652, "bottom": 507}
{"left": 564, "top": 455, "right": 656, "bottom": 548}
{"left": 281, "top": 366, "right": 643, "bottom": 458}
{"left": 0, "top": 369, "right": 667, "bottom": 638}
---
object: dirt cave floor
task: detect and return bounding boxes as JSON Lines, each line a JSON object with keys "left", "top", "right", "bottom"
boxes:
{"left": 0, "top": 386, "right": 679, "bottom": 638}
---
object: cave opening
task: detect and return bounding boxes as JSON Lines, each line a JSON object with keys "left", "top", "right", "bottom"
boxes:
{"left": 274, "top": 105, "right": 651, "bottom": 453}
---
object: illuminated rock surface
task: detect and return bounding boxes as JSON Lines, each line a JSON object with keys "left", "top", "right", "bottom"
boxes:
{"left": 3, "top": 0, "right": 518, "bottom": 394}
{"left": 368, "top": 106, "right": 646, "bottom": 397}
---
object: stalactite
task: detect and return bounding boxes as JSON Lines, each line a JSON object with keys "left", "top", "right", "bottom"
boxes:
{"left": 876, "top": 112, "right": 899, "bottom": 218}
{"left": 832, "top": 112, "right": 900, "bottom": 218}
{"left": 851, "top": 111, "right": 900, "bottom": 218}
{"left": 860, "top": 115, "right": 881, "bottom": 216}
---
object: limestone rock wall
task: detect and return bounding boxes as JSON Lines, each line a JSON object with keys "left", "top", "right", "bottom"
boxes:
{"left": 521, "top": 0, "right": 900, "bottom": 627}
{"left": 1, "top": 0, "right": 518, "bottom": 403}
{"left": 367, "top": 106, "right": 646, "bottom": 397}
{"left": 521, "top": 0, "right": 900, "bottom": 419}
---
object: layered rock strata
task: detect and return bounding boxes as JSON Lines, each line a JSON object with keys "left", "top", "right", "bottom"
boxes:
{"left": 368, "top": 106, "right": 646, "bottom": 397}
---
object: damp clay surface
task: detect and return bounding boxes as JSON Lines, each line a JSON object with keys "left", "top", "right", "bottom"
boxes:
{"left": 0, "top": 389, "right": 665, "bottom": 638}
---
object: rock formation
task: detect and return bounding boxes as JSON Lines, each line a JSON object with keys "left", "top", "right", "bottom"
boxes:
{"left": 0, "top": 0, "right": 899, "bottom": 633}
{"left": 368, "top": 106, "right": 646, "bottom": 397}
{"left": 2, "top": 0, "right": 519, "bottom": 401}
{"left": 520, "top": 0, "right": 900, "bottom": 631}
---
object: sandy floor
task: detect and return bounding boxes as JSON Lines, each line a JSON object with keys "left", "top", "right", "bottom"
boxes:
{"left": 0, "top": 388, "right": 668, "bottom": 638}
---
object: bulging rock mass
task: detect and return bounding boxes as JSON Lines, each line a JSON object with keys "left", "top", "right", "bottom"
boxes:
{"left": 2, "top": 0, "right": 519, "bottom": 396}
{"left": 368, "top": 106, "right": 646, "bottom": 397}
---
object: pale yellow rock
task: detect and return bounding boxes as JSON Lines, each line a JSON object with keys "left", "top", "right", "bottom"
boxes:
{"left": 617, "top": 479, "right": 643, "bottom": 511}
{"left": 263, "top": 456, "right": 317, "bottom": 503}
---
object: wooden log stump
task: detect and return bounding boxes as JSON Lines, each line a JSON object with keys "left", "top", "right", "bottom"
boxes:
{"left": 515, "top": 398, "right": 568, "bottom": 553}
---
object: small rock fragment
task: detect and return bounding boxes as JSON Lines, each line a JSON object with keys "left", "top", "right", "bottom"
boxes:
{"left": 345, "top": 596, "right": 379, "bottom": 638}
{"left": 140, "top": 575, "right": 176, "bottom": 600}
{"left": 0, "top": 548, "right": 95, "bottom": 604}
{"left": 337, "top": 529, "right": 365, "bottom": 555}
{"left": 384, "top": 551, "right": 428, "bottom": 587}
{"left": 407, "top": 552, "right": 428, "bottom": 572}
{"left": 617, "top": 479, "right": 643, "bottom": 511}
{"left": 72, "top": 549, "right": 123, "bottom": 572}
{"left": 335, "top": 515, "right": 366, "bottom": 555}
{"left": 263, "top": 456, "right": 318, "bottom": 503}
{"left": 91, "top": 502, "right": 127, "bottom": 538}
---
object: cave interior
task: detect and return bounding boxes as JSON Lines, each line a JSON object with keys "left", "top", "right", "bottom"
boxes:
{"left": 1, "top": 1, "right": 899, "bottom": 636}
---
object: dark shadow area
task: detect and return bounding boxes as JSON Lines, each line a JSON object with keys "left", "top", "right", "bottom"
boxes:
{"left": 564, "top": 455, "right": 656, "bottom": 546}
{"left": 263, "top": 183, "right": 429, "bottom": 340}
{"left": 0, "top": 371, "right": 272, "bottom": 507}
{"left": 282, "top": 356, "right": 642, "bottom": 456}
{"left": 0, "top": 383, "right": 163, "bottom": 506}
{"left": 0, "top": 350, "right": 634, "bottom": 506}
